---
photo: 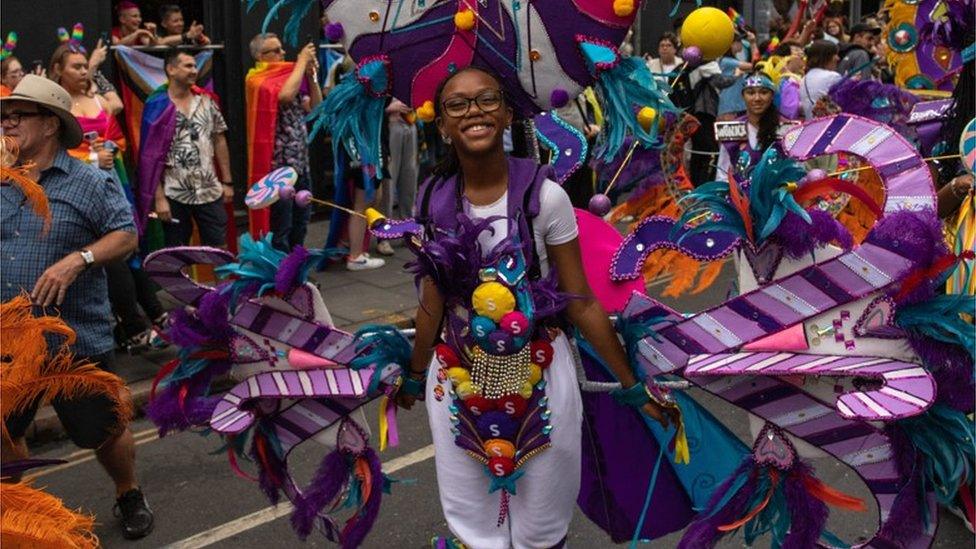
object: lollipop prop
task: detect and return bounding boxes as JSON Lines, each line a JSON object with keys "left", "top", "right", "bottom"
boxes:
{"left": 588, "top": 108, "right": 657, "bottom": 216}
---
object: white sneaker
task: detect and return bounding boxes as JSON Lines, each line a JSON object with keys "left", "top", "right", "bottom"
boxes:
{"left": 346, "top": 253, "right": 385, "bottom": 271}
{"left": 376, "top": 240, "right": 395, "bottom": 256}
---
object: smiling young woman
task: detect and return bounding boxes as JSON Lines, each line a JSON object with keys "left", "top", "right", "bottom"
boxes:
{"left": 397, "top": 67, "right": 671, "bottom": 548}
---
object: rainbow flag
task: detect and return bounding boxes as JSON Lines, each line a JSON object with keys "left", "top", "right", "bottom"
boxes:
{"left": 245, "top": 62, "right": 302, "bottom": 237}
{"left": 113, "top": 45, "right": 214, "bottom": 160}
{"left": 726, "top": 7, "right": 746, "bottom": 30}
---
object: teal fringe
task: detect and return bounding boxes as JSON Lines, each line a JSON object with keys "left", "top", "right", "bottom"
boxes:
{"left": 307, "top": 68, "right": 386, "bottom": 201}
{"left": 350, "top": 324, "right": 412, "bottom": 394}
{"left": 899, "top": 404, "right": 975, "bottom": 506}
{"left": 590, "top": 56, "right": 677, "bottom": 161}
{"left": 247, "top": 0, "right": 317, "bottom": 46}
{"left": 896, "top": 293, "right": 976, "bottom": 360}
{"left": 215, "top": 233, "right": 287, "bottom": 301}
{"left": 614, "top": 313, "right": 675, "bottom": 372}
{"left": 676, "top": 148, "right": 809, "bottom": 244}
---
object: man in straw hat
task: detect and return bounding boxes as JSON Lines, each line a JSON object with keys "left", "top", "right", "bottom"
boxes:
{"left": 1, "top": 74, "right": 154, "bottom": 539}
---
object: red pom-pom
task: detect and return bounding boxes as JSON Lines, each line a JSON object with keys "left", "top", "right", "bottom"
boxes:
{"left": 463, "top": 395, "right": 495, "bottom": 416}
{"left": 530, "top": 340, "right": 554, "bottom": 368}
{"left": 435, "top": 344, "right": 460, "bottom": 368}
{"left": 488, "top": 456, "right": 515, "bottom": 477}
{"left": 496, "top": 394, "right": 528, "bottom": 418}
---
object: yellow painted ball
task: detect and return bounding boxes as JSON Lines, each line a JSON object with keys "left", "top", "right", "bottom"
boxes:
{"left": 680, "top": 7, "right": 735, "bottom": 61}
{"left": 636, "top": 106, "right": 656, "bottom": 132}
{"left": 527, "top": 363, "right": 543, "bottom": 386}
{"left": 447, "top": 367, "right": 470, "bottom": 386}
{"left": 454, "top": 8, "right": 476, "bottom": 31}
{"left": 416, "top": 100, "right": 436, "bottom": 122}
{"left": 612, "top": 0, "right": 635, "bottom": 17}
{"left": 472, "top": 282, "right": 516, "bottom": 322}
{"left": 519, "top": 381, "right": 535, "bottom": 399}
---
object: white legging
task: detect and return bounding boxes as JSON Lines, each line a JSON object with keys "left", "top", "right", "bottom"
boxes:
{"left": 426, "top": 333, "right": 583, "bottom": 549}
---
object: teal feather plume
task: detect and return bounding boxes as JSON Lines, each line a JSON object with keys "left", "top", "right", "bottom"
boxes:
{"left": 350, "top": 324, "right": 412, "bottom": 394}
{"left": 899, "top": 404, "right": 975, "bottom": 506}
{"left": 590, "top": 56, "right": 677, "bottom": 161}
{"left": 215, "top": 233, "right": 287, "bottom": 301}
{"left": 896, "top": 293, "right": 976, "bottom": 359}
{"left": 614, "top": 313, "right": 675, "bottom": 375}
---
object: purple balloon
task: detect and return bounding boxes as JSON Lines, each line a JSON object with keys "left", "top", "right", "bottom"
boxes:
{"left": 325, "top": 22, "right": 344, "bottom": 42}
{"left": 295, "top": 190, "right": 313, "bottom": 208}
{"left": 279, "top": 185, "right": 296, "bottom": 201}
{"left": 682, "top": 46, "right": 702, "bottom": 68}
{"left": 588, "top": 194, "right": 612, "bottom": 217}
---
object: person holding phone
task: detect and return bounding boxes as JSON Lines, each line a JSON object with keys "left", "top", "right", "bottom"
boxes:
{"left": 246, "top": 33, "right": 322, "bottom": 252}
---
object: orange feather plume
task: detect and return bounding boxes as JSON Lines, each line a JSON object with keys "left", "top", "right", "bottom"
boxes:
{"left": 0, "top": 481, "right": 98, "bottom": 548}
{"left": 0, "top": 135, "right": 50, "bottom": 234}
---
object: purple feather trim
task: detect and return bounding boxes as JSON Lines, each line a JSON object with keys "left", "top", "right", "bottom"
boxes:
{"left": 166, "top": 289, "right": 235, "bottom": 348}
{"left": 340, "top": 447, "right": 384, "bottom": 549}
{"left": 877, "top": 465, "right": 927, "bottom": 542}
{"left": 144, "top": 386, "right": 220, "bottom": 437}
{"left": 867, "top": 209, "right": 948, "bottom": 304}
{"left": 829, "top": 79, "right": 918, "bottom": 136}
{"left": 276, "top": 246, "right": 309, "bottom": 295}
{"left": 908, "top": 333, "right": 975, "bottom": 413}
{"left": 529, "top": 268, "right": 571, "bottom": 318}
{"left": 405, "top": 214, "right": 521, "bottom": 304}
{"left": 251, "top": 431, "right": 288, "bottom": 506}
{"left": 677, "top": 457, "right": 756, "bottom": 549}
{"left": 292, "top": 449, "right": 349, "bottom": 540}
{"left": 782, "top": 462, "right": 829, "bottom": 549}
{"left": 774, "top": 209, "right": 853, "bottom": 260}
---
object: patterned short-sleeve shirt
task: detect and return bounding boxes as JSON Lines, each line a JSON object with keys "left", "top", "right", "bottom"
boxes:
{"left": 272, "top": 96, "right": 310, "bottom": 176}
{"left": 163, "top": 94, "right": 228, "bottom": 205}
{"left": 1, "top": 150, "right": 136, "bottom": 356}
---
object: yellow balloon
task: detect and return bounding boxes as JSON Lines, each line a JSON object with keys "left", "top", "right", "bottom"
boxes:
{"left": 472, "top": 282, "right": 516, "bottom": 322}
{"left": 447, "top": 367, "right": 471, "bottom": 386}
{"left": 680, "top": 7, "right": 735, "bottom": 61}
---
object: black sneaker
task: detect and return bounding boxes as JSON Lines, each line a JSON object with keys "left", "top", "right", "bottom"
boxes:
{"left": 114, "top": 488, "right": 154, "bottom": 540}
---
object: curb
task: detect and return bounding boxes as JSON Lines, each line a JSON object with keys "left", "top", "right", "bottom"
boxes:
{"left": 26, "top": 315, "right": 416, "bottom": 446}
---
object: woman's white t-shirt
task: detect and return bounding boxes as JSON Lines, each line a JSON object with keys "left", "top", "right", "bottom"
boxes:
{"left": 464, "top": 179, "right": 578, "bottom": 275}
{"left": 800, "top": 68, "right": 842, "bottom": 119}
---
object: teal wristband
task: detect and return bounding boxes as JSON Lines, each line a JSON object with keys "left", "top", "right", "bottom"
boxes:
{"left": 401, "top": 372, "right": 426, "bottom": 396}
{"left": 611, "top": 382, "right": 651, "bottom": 408}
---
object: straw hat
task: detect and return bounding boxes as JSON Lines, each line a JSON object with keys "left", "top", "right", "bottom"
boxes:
{"left": 0, "top": 74, "right": 83, "bottom": 147}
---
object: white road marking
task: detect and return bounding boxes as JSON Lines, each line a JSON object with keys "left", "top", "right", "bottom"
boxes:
{"left": 165, "top": 444, "right": 436, "bottom": 549}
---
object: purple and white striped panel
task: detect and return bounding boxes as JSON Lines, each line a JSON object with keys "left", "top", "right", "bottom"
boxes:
{"left": 230, "top": 301, "right": 356, "bottom": 362}
{"left": 144, "top": 247, "right": 235, "bottom": 306}
{"left": 209, "top": 369, "right": 374, "bottom": 434}
{"left": 693, "top": 371, "right": 936, "bottom": 548}
{"left": 685, "top": 352, "right": 935, "bottom": 420}
{"left": 780, "top": 114, "right": 936, "bottom": 214}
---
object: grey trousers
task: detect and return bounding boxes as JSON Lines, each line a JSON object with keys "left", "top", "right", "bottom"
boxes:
{"left": 381, "top": 121, "right": 419, "bottom": 218}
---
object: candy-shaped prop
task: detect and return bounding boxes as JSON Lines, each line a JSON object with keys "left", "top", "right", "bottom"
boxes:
{"left": 679, "top": 7, "right": 735, "bottom": 62}
{"left": 144, "top": 235, "right": 415, "bottom": 546}
{"left": 589, "top": 114, "right": 970, "bottom": 547}
{"left": 244, "top": 166, "right": 297, "bottom": 209}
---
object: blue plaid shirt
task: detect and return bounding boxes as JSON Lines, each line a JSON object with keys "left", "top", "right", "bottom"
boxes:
{"left": 1, "top": 150, "right": 135, "bottom": 356}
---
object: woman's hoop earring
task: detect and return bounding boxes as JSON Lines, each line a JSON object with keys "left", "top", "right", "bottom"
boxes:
{"left": 442, "top": 135, "right": 452, "bottom": 145}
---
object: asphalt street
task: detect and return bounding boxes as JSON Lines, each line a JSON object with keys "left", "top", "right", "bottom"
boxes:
{"left": 21, "top": 222, "right": 974, "bottom": 548}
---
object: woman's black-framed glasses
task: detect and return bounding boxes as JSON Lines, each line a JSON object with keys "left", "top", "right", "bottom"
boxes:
{"left": 441, "top": 90, "right": 504, "bottom": 118}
